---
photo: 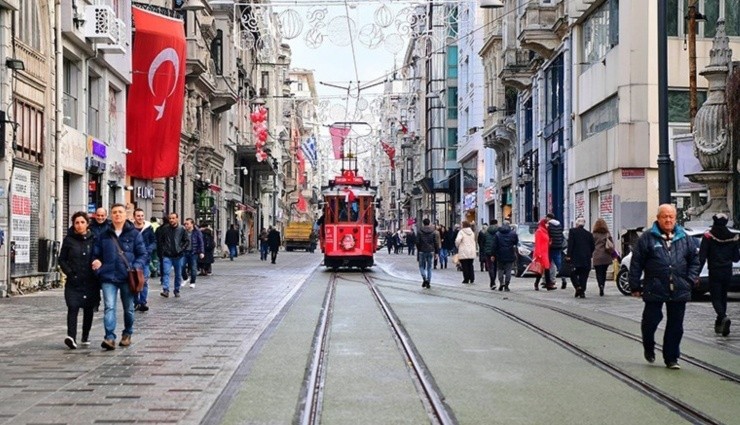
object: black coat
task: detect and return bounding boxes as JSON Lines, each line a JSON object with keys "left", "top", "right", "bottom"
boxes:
{"left": 492, "top": 224, "right": 518, "bottom": 263}
{"left": 267, "top": 229, "right": 281, "bottom": 251}
{"left": 225, "top": 228, "right": 240, "bottom": 247}
{"left": 548, "top": 219, "right": 565, "bottom": 249}
{"left": 156, "top": 224, "right": 190, "bottom": 258}
{"left": 699, "top": 226, "right": 740, "bottom": 277}
{"left": 567, "top": 226, "right": 595, "bottom": 269}
{"left": 59, "top": 230, "right": 100, "bottom": 309}
{"left": 201, "top": 229, "right": 216, "bottom": 264}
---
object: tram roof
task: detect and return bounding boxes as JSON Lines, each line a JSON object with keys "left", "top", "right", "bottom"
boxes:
{"left": 321, "top": 186, "right": 377, "bottom": 197}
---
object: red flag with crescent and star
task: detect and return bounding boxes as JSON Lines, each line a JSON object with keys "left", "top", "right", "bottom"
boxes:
{"left": 126, "top": 7, "right": 186, "bottom": 179}
{"left": 380, "top": 141, "right": 396, "bottom": 169}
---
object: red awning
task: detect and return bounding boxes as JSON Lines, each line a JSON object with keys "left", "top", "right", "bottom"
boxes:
{"left": 209, "top": 184, "right": 222, "bottom": 192}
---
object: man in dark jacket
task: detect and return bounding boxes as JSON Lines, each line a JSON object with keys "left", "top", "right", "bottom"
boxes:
{"left": 155, "top": 212, "right": 190, "bottom": 298}
{"left": 566, "top": 217, "right": 595, "bottom": 298}
{"left": 267, "top": 226, "right": 281, "bottom": 264}
{"left": 132, "top": 208, "right": 156, "bottom": 312}
{"left": 546, "top": 213, "right": 566, "bottom": 288}
{"left": 90, "top": 207, "right": 111, "bottom": 238}
{"left": 482, "top": 220, "right": 499, "bottom": 288}
{"left": 629, "top": 204, "right": 700, "bottom": 369}
{"left": 416, "top": 218, "right": 441, "bottom": 288}
{"left": 406, "top": 230, "right": 416, "bottom": 255}
{"left": 91, "top": 204, "right": 147, "bottom": 350}
{"left": 477, "top": 223, "right": 489, "bottom": 272}
{"left": 183, "top": 218, "right": 204, "bottom": 289}
{"left": 491, "top": 221, "right": 518, "bottom": 291}
{"left": 699, "top": 213, "right": 740, "bottom": 336}
{"left": 225, "top": 224, "right": 240, "bottom": 260}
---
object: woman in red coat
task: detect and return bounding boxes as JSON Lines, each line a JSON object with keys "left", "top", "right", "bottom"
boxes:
{"left": 532, "top": 218, "right": 556, "bottom": 290}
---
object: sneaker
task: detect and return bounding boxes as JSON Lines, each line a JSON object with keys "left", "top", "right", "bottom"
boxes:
{"left": 174, "top": 292, "right": 180, "bottom": 298}
{"left": 138, "top": 304, "right": 149, "bottom": 312}
{"left": 189, "top": 283, "right": 195, "bottom": 288}
{"left": 160, "top": 291, "right": 169, "bottom": 298}
{"left": 721, "top": 317, "right": 731, "bottom": 337}
{"left": 504, "top": 285, "right": 510, "bottom": 292}
{"left": 64, "top": 336, "right": 77, "bottom": 350}
{"left": 134, "top": 304, "right": 140, "bottom": 311}
{"left": 644, "top": 349, "right": 655, "bottom": 363}
{"left": 101, "top": 339, "right": 116, "bottom": 351}
{"left": 182, "top": 279, "right": 190, "bottom": 285}
{"left": 119, "top": 335, "right": 131, "bottom": 347}
{"left": 81, "top": 339, "right": 90, "bottom": 347}
{"left": 421, "top": 280, "right": 427, "bottom": 288}
{"left": 499, "top": 285, "right": 504, "bottom": 292}
{"left": 666, "top": 362, "right": 681, "bottom": 370}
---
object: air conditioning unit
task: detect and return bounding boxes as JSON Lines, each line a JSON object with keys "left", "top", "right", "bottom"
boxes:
{"left": 98, "top": 19, "right": 126, "bottom": 54}
{"left": 84, "top": 4, "right": 117, "bottom": 44}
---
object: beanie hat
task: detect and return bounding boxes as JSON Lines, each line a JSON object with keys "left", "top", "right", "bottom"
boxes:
{"left": 712, "top": 213, "right": 729, "bottom": 227}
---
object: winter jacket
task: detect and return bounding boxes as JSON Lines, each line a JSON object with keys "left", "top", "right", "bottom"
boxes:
{"left": 628, "top": 222, "right": 700, "bottom": 302}
{"left": 477, "top": 227, "right": 489, "bottom": 257}
{"left": 156, "top": 223, "right": 190, "bottom": 258}
{"left": 93, "top": 221, "right": 148, "bottom": 284}
{"left": 134, "top": 221, "right": 156, "bottom": 262}
{"left": 406, "top": 231, "right": 417, "bottom": 248}
{"left": 492, "top": 223, "right": 519, "bottom": 263}
{"left": 533, "top": 221, "right": 551, "bottom": 269}
{"left": 89, "top": 219, "right": 111, "bottom": 239}
{"left": 547, "top": 219, "right": 565, "bottom": 250}
{"left": 268, "top": 229, "right": 281, "bottom": 251}
{"left": 416, "top": 226, "right": 441, "bottom": 253}
{"left": 482, "top": 225, "right": 499, "bottom": 256}
{"left": 455, "top": 228, "right": 477, "bottom": 260}
{"left": 567, "top": 226, "right": 595, "bottom": 269}
{"left": 225, "top": 228, "right": 240, "bottom": 247}
{"left": 442, "top": 230, "right": 456, "bottom": 250}
{"left": 59, "top": 229, "right": 100, "bottom": 309}
{"left": 592, "top": 231, "right": 614, "bottom": 266}
{"left": 201, "top": 228, "right": 216, "bottom": 264}
{"left": 699, "top": 226, "right": 740, "bottom": 277}
{"left": 188, "top": 228, "right": 204, "bottom": 255}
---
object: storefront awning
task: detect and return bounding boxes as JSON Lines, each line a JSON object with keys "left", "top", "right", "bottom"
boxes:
{"left": 236, "top": 203, "right": 257, "bottom": 213}
{"left": 209, "top": 184, "right": 222, "bottom": 192}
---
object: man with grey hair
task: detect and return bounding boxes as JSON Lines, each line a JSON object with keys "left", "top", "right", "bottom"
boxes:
{"left": 566, "top": 217, "right": 594, "bottom": 298}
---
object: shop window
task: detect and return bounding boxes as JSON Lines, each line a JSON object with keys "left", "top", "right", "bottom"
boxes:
{"left": 582, "top": 0, "right": 619, "bottom": 66}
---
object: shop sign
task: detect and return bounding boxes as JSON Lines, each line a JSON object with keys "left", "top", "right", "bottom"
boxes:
{"left": 91, "top": 139, "right": 107, "bottom": 159}
{"left": 621, "top": 168, "right": 645, "bottom": 179}
{"left": 135, "top": 186, "right": 155, "bottom": 200}
{"left": 11, "top": 169, "right": 32, "bottom": 264}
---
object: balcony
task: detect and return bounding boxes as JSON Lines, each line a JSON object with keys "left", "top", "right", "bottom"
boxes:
{"left": 498, "top": 48, "right": 535, "bottom": 90}
{"left": 186, "top": 38, "right": 209, "bottom": 77}
{"left": 484, "top": 116, "right": 516, "bottom": 156}
{"left": 210, "top": 73, "right": 238, "bottom": 113}
{"left": 517, "top": 1, "right": 567, "bottom": 59}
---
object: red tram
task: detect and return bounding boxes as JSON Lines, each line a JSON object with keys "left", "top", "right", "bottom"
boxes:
{"left": 319, "top": 169, "right": 378, "bottom": 269}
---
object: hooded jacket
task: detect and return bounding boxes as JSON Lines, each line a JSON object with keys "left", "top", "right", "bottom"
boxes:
{"left": 628, "top": 222, "right": 700, "bottom": 302}
{"left": 547, "top": 219, "right": 565, "bottom": 250}
{"left": 455, "top": 227, "right": 477, "bottom": 260}
{"left": 481, "top": 224, "right": 499, "bottom": 256}
{"left": 533, "top": 220, "right": 551, "bottom": 269}
{"left": 416, "top": 225, "right": 441, "bottom": 253}
{"left": 492, "top": 223, "right": 519, "bottom": 263}
{"left": 699, "top": 223, "right": 740, "bottom": 275}
{"left": 59, "top": 228, "right": 99, "bottom": 309}
{"left": 93, "top": 221, "right": 148, "bottom": 284}
{"left": 134, "top": 221, "right": 156, "bottom": 262}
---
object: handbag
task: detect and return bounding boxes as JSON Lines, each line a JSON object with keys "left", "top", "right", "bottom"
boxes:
{"left": 557, "top": 259, "right": 573, "bottom": 278}
{"left": 527, "top": 259, "right": 544, "bottom": 276}
{"left": 452, "top": 253, "right": 460, "bottom": 264}
{"left": 605, "top": 235, "right": 615, "bottom": 252}
{"left": 112, "top": 237, "right": 145, "bottom": 295}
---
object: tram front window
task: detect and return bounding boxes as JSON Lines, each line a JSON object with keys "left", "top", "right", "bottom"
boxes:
{"left": 338, "top": 199, "right": 359, "bottom": 222}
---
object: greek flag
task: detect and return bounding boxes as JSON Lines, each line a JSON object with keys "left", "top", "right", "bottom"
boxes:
{"left": 301, "top": 136, "right": 318, "bottom": 168}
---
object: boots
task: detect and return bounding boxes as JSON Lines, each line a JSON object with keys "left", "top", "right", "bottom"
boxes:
{"left": 599, "top": 285, "right": 604, "bottom": 296}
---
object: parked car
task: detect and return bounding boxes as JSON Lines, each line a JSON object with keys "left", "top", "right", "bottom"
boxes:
{"left": 615, "top": 227, "right": 740, "bottom": 296}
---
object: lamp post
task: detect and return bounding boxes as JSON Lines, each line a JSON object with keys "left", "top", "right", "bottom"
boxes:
{"left": 658, "top": 0, "right": 672, "bottom": 204}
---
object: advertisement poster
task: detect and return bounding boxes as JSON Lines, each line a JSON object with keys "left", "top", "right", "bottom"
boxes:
{"left": 11, "top": 169, "right": 32, "bottom": 264}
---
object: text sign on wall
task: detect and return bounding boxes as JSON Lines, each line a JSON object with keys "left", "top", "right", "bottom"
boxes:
{"left": 599, "top": 190, "right": 614, "bottom": 233}
{"left": 575, "top": 192, "right": 585, "bottom": 220}
{"left": 11, "top": 169, "right": 32, "bottom": 264}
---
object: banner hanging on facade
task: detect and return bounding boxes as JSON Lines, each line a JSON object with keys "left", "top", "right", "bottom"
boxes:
{"left": 126, "top": 7, "right": 186, "bottom": 179}
{"left": 329, "top": 125, "right": 351, "bottom": 159}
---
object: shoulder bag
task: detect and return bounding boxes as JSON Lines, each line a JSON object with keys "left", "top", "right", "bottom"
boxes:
{"left": 112, "top": 236, "right": 145, "bottom": 295}
{"left": 605, "top": 234, "right": 615, "bottom": 253}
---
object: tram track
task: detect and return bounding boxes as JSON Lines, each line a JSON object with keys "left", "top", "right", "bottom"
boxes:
{"left": 298, "top": 271, "right": 456, "bottom": 425}
{"left": 374, "top": 280, "right": 728, "bottom": 425}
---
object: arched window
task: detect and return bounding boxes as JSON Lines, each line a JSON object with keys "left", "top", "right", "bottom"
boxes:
{"left": 18, "top": 0, "right": 42, "bottom": 51}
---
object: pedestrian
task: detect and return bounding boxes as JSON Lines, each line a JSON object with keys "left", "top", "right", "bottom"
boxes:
{"left": 149, "top": 217, "right": 160, "bottom": 278}
{"left": 483, "top": 220, "right": 500, "bottom": 287}
{"left": 491, "top": 220, "right": 518, "bottom": 291}
{"left": 546, "top": 213, "right": 567, "bottom": 289}
{"left": 455, "top": 221, "right": 477, "bottom": 284}
{"left": 89, "top": 207, "right": 111, "bottom": 238}
{"left": 566, "top": 217, "right": 595, "bottom": 298}
{"left": 385, "top": 230, "right": 394, "bottom": 254}
{"left": 699, "top": 213, "right": 740, "bottom": 336}
{"left": 416, "top": 218, "right": 441, "bottom": 288}
{"left": 437, "top": 226, "right": 449, "bottom": 269}
{"left": 533, "top": 218, "right": 556, "bottom": 291}
{"left": 267, "top": 225, "right": 281, "bottom": 264}
{"left": 259, "top": 227, "right": 269, "bottom": 261}
{"left": 199, "top": 225, "right": 216, "bottom": 276}
{"left": 629, "top": 204, "right": 700, "bottom": 369}
{"left": 182, "top": 218, "right": 204, "bottom": 289}
{"left": 478, "top": 223, "right": 489, "bottom": 272}
{"left": 155, "top": 212, "right": 190, "bottom": 298}
{"left": 58, "top": 211, "right": 100, "bottom": 349}
{"left": 592, "top": 218, "right": 616, "bottom": 297}
{"left": 406, "top": 229, "right": 416, "bottom": 255}
{"left": 91, "top": 203, "right": 147, "bottom": 350}
{"left": 132, "top": 208, "right": 156, "bottom": 312}
{"left": 225, "top": 224, "right": 240, "bottom": 261}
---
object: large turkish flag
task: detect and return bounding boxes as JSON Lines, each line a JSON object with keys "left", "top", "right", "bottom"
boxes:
{"left": 126, "top": 7, "right": 186, "bottom": 179}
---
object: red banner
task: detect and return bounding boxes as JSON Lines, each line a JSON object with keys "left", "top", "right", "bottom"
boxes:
{"left": 296, "top": 196, "right": 308, "bottom": 213}
{"left": 330, "top": 126, "right": 351, "bottom": 159}
{"left": 126, "top": 7, "right": 186, "bottom": 179}
{"left": 380, "top": 141, "right": 396, "bottom": 169}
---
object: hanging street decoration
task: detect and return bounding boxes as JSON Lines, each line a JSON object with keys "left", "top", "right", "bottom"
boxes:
{"left": 250, "top": 106, "right": 269, "bottom": 162}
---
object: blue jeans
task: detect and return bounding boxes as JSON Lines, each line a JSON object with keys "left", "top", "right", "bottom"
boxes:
{"left": 161, "top": 256, "right": 183, "bottom": 293}
{"left": 260, "top": 243, "right": 269, "bottom": 260}
{"left": 182, "top": 251, "right": 198, "bottom": 284}
{"left": 228, "top": 245, "right": 238, "bottom": 260}
{"left": 439, "top": 248, "right": 448, "bottom": 267}
{"left": 418, "top": 252, "right": 433, "bottom": 283}
{"left": 102, "top": 281, "right": 134, "bottom": 341}
{"left": 642, "top": 301, "right": 686, "bottom": 364}
{"left": 136, "top": 264, "right": 151, "bottom": 306}
{"left": 549, "top": 248, "right": 562, "bottom": 280}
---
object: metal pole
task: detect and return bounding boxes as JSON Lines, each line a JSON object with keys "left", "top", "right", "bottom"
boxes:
{"left": 658, "top": 0, "right": 672, "bottom": 204}
{"left": 688, "top": 0, "right": 698, "bottom": 131}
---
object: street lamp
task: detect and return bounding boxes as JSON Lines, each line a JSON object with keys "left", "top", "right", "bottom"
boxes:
{"left": 658, "top": 0, "right": 672, "bottom": 204}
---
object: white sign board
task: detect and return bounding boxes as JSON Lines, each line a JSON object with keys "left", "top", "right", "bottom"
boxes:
{"left": 11, "top": 169, "right": 32, "bottom": 264}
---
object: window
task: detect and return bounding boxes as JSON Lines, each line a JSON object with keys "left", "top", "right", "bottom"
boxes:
{"left": 545, "top": 55, "right": 564, "bottom": 124}
{"left": 448, "top": 87, "right": 458, "bottom": 119}
{"left": 668, "top": 0, "right": 740, "bottom": 37}
{"left": 261, "top": 71, "right": 270, "bottom": 94}
{"left": 447, "top": 45, "right": 458, "bottom": 78}
{"left": 88, "top": 76, "right": 101, "bottom": 137}
{"left": 14, "top": 100, "right": 44, "bottom": 163}
{"left": 211, "top": 30, "right": 223, "bottom": 75}
{"left": 668, "top": 90, "right": 708, "bottom": 122}
{"left": 447, "top": 128, "right": 457, "bottom": 161}
{"left": 581, "top": 96, "right": 619, "bottom": 139}
{"left": 18, "top": 0, "right": 41, "bottom": 51}
{"left": 582, "top": 0, "right": 619, "bottom": 66}
{"left": 63, "top": 58, "right": 79, "bottom": 128}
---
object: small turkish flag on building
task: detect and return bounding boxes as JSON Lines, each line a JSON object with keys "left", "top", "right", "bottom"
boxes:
{"left": 297, "top": 196, "right": 308, "bottom": 213}
{"left": 126, "top": 7, "right": 186, "bottom": 179}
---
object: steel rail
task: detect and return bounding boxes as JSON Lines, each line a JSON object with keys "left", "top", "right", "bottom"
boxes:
{"left": 361, "top": 273, "right": 457, "bottom": 425}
